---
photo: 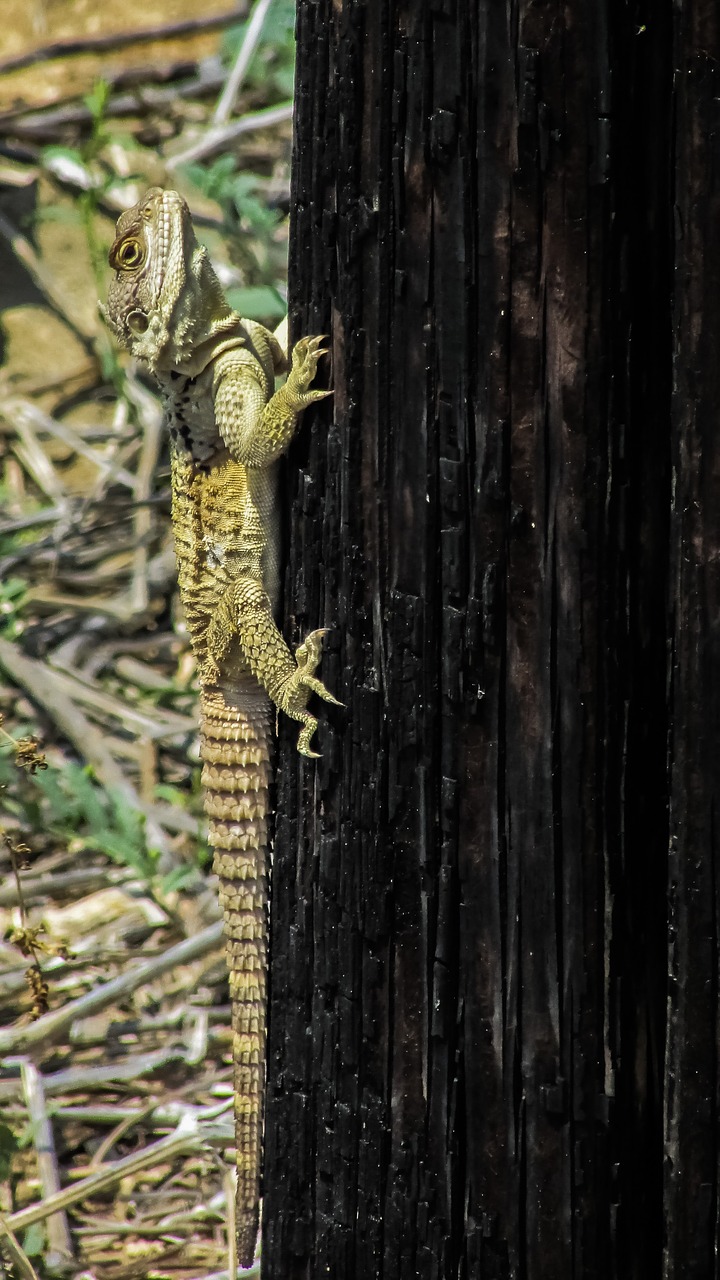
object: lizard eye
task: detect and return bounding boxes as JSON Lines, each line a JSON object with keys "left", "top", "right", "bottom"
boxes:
{"left": 112, "top": 238, "right": 144, "bottom": 270}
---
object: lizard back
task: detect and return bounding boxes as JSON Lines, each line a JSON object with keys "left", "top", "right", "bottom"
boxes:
{"left": 105, "top": 186, "right": 336, "bottom": 1270}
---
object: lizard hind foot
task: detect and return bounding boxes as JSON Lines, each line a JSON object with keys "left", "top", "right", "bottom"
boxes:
{"left": 297, "top": 711, "right": 321, "bottom": 758}
{"left": 295, "top": 629, "right": 343, "bottom": 708}
{"left": 286, "top": 629, "right": 343, "bottom": 756}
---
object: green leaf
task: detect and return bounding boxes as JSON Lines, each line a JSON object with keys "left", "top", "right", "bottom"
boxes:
{"left": 221, "top": 20, "right": 249, "bottom": 64}
{"left": 154, "top": 782, "right": 190, "bottom": 807}
{"left": 83, "top": 78, "right": 111, "bottom": 123}
{"left": 31, "top": 764, "right": 158, "bottom": 882}
{"left": 226, "top": 285, "right": 286, "bottom": 321}
{"left": 40, "top": 143, "right": 84, "bottom": 166}
{"left": 221, "top": 174, "right": 284, "bottom": 241}
{"left": 65, "top": 764, "right": 107, "bottom": 831}
{"left": 0, "top": 576, "right": 27, "bottom": 609}
{"left": 34, "top": 768, "right": 74, "bottom": 822}
{"left": 272, "top": 59, "right": 295, "bottom": 98}
{"left": 22, "top": 1222, "right": 46, "bottom": 1258}
{"left": 183, "top": 155, "right": 237, "bottom": 203}
{"left": 220, "top": 0, "right": 296, "bottom": 98}
{"left": 262, "top": 0, "right": 296, "bottom": 43}
{"left": 162, "top": 864, "right": 198, "bottom": 894}
{"left": 98, "top": 833, "right": 156, "bottom": 876}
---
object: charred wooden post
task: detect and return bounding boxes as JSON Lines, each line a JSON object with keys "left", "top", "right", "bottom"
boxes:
{"left": 664, "top": 5, "right": 720, "bottom": 1276}
{"left": 260, "top": 4, "right": 708, "bottom": 1278}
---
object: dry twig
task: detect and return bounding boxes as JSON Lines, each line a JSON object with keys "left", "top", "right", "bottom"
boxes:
{"left": 3, "top": 1113, "right": 234, "bottom": 1235}
{"left": 0, "top": 11, "right": 245, "bottom": 77}
{"left": 0, "top": 921, "right": 223, "bottom": 1055}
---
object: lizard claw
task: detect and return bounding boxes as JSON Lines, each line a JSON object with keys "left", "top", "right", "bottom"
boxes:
{"left": 295, "top": 630, "right": 341, "bottom": 700}
{"left": 303, "top": 675, "right": 343, "bottom": 706}
{"left": 296, "top": 627, "right": 328, "bottom": 666}
{"left": 301, "top": 388, "right": 334, "bottom": 406}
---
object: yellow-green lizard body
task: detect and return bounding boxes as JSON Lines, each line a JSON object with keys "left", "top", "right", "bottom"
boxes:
{"left": 104, "top": 187, "right": 336, "bottom": 1268}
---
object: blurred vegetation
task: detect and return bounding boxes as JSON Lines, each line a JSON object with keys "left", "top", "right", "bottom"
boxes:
{"left": 0, "top": 2, "right": 297, "bottom": 1274}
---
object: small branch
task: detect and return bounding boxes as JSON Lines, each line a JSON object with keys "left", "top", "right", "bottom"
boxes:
{"left": 187, "top": 1271, "right": 260, "bottom": 1280}
{"left": 213, "top": 0, "right": 275, "bottom": 126}
{"left": 37, "top": 1097, "right": 233, "bottom": 1129}
{"left": 0, "top": 637, "right": 141, "bottom": 796}
{"left": 0, "top": 954, "right": 69, "bottom": 1001}
{"left": 167, "top": 101, "right": 293, "bottom": 169}
{"left": 2, "top": 1115, "right": 233, "bottom": 1234}
{"left": 0, "top": 637, "right": 177, "bottom": 855}
{"left": 5, "top": 398, "right": 137, "bottom": 493}
{"left": 12, "top": 421, "right": 69, "bottom": 508}
{"left": 0, "top": 1220, "right": 41, "bottom": 1280}
{"left": 0, "top": 10, "right": 246, "bottom": 77}
{"left": 0, "top": 638, "right": 196, "bottom": 740}
{"left": 0, "top": 921, "right": 223, "bottom": 1054}
{"left": 0, "top": 505, "right": 67, "bottom": 536}
{"left": 0, "top": 65, "right": 226, "bottom": 139}
{"left": 21, "top": 1060, "right": 74, "bottom": 1264}
{"left": 0, "top": 864, "right": 133, "bottom": 907}
{"left": 0, "top": 1047, "right": 189, "bottom": 1100}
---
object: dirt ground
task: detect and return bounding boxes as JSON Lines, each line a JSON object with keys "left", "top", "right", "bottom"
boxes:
{"left": 0, "top": 2, "right": 288, "bottom": 1273}
{"left": 0, "top": 1, "right": 232, "bottom": 112}
{"left": 0, "top": 0, "right": 242, "bottom": 408}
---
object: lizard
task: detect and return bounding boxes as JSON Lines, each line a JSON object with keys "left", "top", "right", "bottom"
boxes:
{"left": 103, "top": 187, "right": 337, "bottom": 1268}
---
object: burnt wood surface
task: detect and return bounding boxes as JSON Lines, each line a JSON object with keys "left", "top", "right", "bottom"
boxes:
{"left": 665, "top": 3, "right": 720, "bottom": 1277}
{"left": 262, "top": 3, "right": 719, "bottom": 1277}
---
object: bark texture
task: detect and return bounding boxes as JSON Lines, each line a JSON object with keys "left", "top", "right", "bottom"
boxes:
{"left": 665, "top": 3, "right": 720, "bottom": 1276}
{"left": 262, "top": 3, "right": 719, "bottom": 1277}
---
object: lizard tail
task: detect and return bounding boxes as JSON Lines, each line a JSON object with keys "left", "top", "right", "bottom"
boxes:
{"left": 200, "top": 684, "right": 272, "bottom": 1270}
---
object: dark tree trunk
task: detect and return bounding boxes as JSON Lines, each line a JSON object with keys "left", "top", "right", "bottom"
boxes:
{"left": 262, "top": 3, "right": 718, "bottom": 1278}
{"left": 665, "top": 4, "right": 720, "bottom": 1277}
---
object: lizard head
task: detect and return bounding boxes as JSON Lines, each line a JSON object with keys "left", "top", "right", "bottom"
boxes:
{"left": 105, "top": 187, "right": 239, "bottom": 374}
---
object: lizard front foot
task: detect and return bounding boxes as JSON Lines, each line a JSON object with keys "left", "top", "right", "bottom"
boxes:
{"left": 284, "top": 336, "right": 333, "bottom": 411}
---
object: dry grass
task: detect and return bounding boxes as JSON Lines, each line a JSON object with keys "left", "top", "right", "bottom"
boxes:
{"left": 0, "top": 2, "right": 296, "bottom": 1275}
{"left": 0, "top": 365, "right": 251, "bottom": 1278}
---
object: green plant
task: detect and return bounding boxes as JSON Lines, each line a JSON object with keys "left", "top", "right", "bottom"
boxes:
{"left": 32, "top": 762, "right": 158, "bottom": 880}
{"left": 0, "top": 577, "right": 27, "bottom": 641}
{"left": 40, "top": 80, "right": 135, "bottom": 389}
{"left": 20, "top": 1223, "right": 45, "bottom": 1261}
{"left": 42, "top": 82, "right": 112, "bottom": 279}
{"left": 221, "top": 0, "right": 297, "bottom": 100}
{"left": 0, "top": 1122, "right": 19, "bottom": 1183}
{"left": 0, "top": 743, "right": 203, "bottom": 896}
{"left": 183, "top": 160, "right": 288, "bottom": 322}
{"left": 181, "top": 0, "right": 297, "bottom": 324}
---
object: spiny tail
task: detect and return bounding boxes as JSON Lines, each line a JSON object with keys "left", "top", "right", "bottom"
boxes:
{"left": 200, "top": 684, "right": 272, "bottom": 1270}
